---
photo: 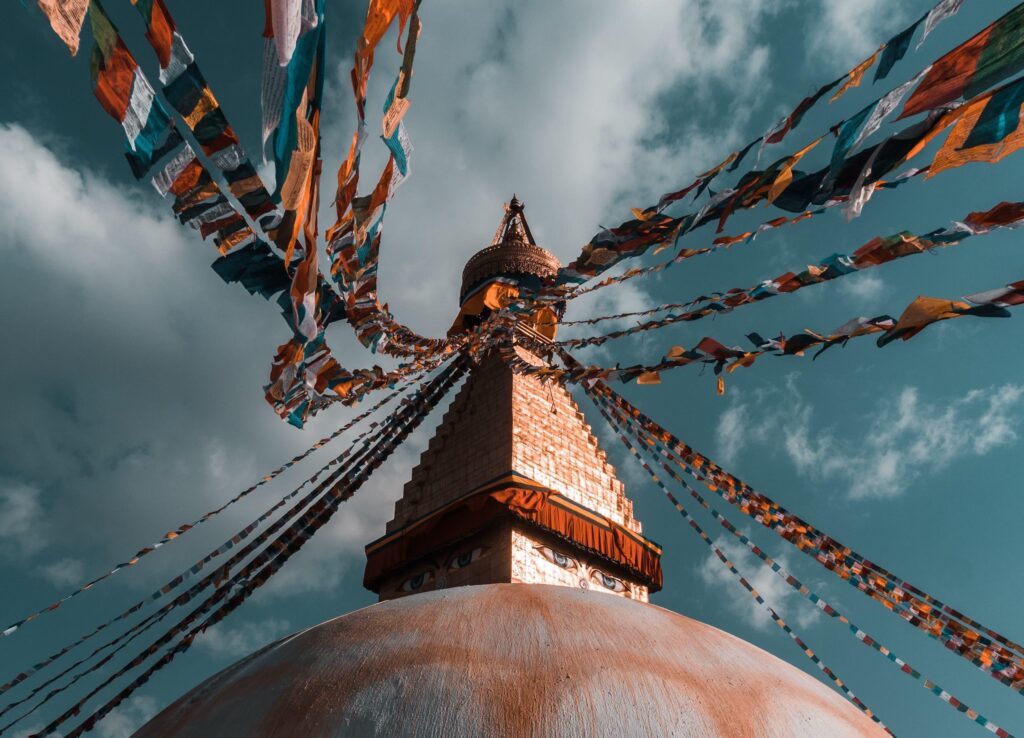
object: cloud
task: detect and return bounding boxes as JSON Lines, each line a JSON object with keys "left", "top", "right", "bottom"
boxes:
{"left": 715, "top": 387, "right": 777, "bottom": 466}
{"left": 836, "top": 271, "right": 886, "bottom": 301}
{"left": 697, "top": 535, "right": 820, "bottom": 632}
{"left": 95, "top": 696, "right": 159, "bottom": 738}
{"left": 0, "top": 482, "right": 47, "bottom": 556}
{"left": 39, "top": 557, "right": 86, "bottom": 587}
{"left": 720, "top": 377, "right": 1024, "bottom": 498}
{"left": 197, "top": 617, "right": 292, "bottom": 659}
{"left": 810, "top": 0, "right": 907, "bottom": 66}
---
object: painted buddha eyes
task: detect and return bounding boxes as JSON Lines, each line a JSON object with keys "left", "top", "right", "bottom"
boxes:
{"left": 449, "top": 547, "right": 484, "bottom": 570}
{"left": 532, "top": 545, "right": 626, "bottom": 592}
{"left": 535, "top": 545, "right": 578, "bottom": 571}
{"left": 401, "top": 570, "right": 433, "bottom": 592}
{"left": 593, "top": 571, "right": 626, "bottom": 593}
{"left": 399, "top": 545, "right": 487, "bottom": 593}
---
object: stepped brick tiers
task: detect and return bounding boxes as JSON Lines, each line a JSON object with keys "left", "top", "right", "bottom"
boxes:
{"left": 134, "top": 199, "right": 886, "bottom": 738}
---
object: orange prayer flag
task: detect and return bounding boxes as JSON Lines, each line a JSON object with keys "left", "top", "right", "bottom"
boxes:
{"left": 768, "top": 134, "right": 824, "bottom": 203}
{"left": 831, "top": 44, "right": 885, "bottom": 103}
{"left": 892, "top": 295, "right": 970, "bottom": 339}
{"left": 37, "top": 0, "right": 89, "bottom": 56}
{"left": 929, "top": 93, "right": 1024, "bottom": 178}
{"left": 636, "top": 371, "right": 661, "bottom": 385}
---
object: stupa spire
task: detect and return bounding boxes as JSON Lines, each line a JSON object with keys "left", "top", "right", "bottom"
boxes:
{"left": 364, "top": 200, "right": 662, "bottom": 602}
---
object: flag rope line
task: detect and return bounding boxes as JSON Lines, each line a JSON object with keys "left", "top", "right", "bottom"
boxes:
{"left": 0, "top": 370, "right": 442, "bottom": 732}
{"left": 37, "top": 356, "right": 468, "bottom": 738}
{"left": 578, "top": 375, "right": 1024, "bottom": 692}
{"left": 591, "top": 384, "right": 1015, "bottom": 738}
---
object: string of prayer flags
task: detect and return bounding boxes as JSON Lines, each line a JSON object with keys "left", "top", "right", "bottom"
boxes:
{"left": 36, "top": 0, "right": 89, "bottom": 55}
{"left": 0, "top": 381, "right": 412, "bottom": 707}
{"left": 0, "top": 378, "right": 431, "bottom": 733}
{"left": 505, "top": 272, "right": 1024, "bottom": 394}
{"left": 900, "top": 3, "right": 1024, "bottom": 120}
{"left": 554, "top": 209, "right": 826, "bottom": 316}
{"left": 263, "top": 324, "right": 445, "bottom": 427}
{"left": 15, "top": 384, "right": 409, "bottom": 647}
{"left": 555, "top": 105, "right": 953, "bottom": 289}
{"left": 583, "top": 363, "right": 1024, "bottom": 680}
{"left": 132, "top": 0, "right": 277, "bottom": 222}
{"left": 579, "top": 377, "right": 1024, "bottom": 693}
{"left": 555, "top": 198, "right": 1024, "bottom": 349}
{"left": 267, "top": 0, "right": 325, "bottom": 201}
{"left": 2, "top": 371, "right": 441, "bottom": 728}
{"left": 553, "top": 9, "right": 1024, "bottom": 291}
{"left": 89, "top": 2, "right": 177, "bottom": 177}
{"left": 588, "top": 399, "right": 890, "bottom": 730}
{"left": 593, "top": 389, "right": 1016, "bottom": 738}
{"left": 323, "top": 0, "right": 449, "bottom": 358}
{"left": 38, "top": 360, "right": 467, "bottom": 738}
{"left": 3, "top": 398, "right": 399, "bottom": 734}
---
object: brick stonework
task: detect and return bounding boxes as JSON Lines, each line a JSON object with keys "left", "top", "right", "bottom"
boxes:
{"left": 387, "top": 349, "right": 640, "bottom": 534}
{"left": 371, "top": 341, "right": 650, "bottom": 601}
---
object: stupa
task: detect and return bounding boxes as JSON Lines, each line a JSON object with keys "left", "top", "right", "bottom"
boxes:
{"left": 134, "top": 199, "right": 886, "bottom": 737}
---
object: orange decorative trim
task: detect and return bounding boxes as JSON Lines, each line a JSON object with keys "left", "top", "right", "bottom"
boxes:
{"left": 363, "top": 472, "right": 663, "bottom": 592}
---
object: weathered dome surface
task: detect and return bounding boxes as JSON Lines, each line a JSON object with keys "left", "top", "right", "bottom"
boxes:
{"left": 135, "top": 584, "right": 885, "bottom": 738}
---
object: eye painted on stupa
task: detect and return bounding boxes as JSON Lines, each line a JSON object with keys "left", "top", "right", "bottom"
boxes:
{"left": 534, "top": 544, "right": 578, "bottom": 571}
{"left": 590, "top": 569, "right": 626, "bottom": 593}
{"left": 401, "top": 570, "right": 434, "bottom": 592}
{"left": 448, "top": 546, "right": 485, "bottom": 570}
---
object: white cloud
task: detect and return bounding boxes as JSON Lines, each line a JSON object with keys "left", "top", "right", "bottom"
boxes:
{"left": 12, "top": 727, "right": 63, "bottom": 738}
{"left": 0, "top": 482, "right": 47, "bottom": 556}
{"left": 730, "top": 377, "right": 1024, "bottom": 498}
{"left": 715, "top": 387, "right": 777, "bottom": 466}
{"left": 697, "top": 535, "right": 820, "bottom": 632}
{"left": 716, "top": 402, "right": 750, "bottom": 467}
{"left": 12, "top": 699, "right": 155, "bottom": 738}
{"left": 39, "top": 557, "right": 86, "bottom": 587}
{"left": 810, "top": 0, "right": 907, "bottom": 66}
{"left": 197, "top": 617, "right": 292, "bottom": 659}
{"left": 836, "top": 271, "right": 886, "bottom": 301}
{"left": 95, "top": 696, "right": 159, "bottom": 738}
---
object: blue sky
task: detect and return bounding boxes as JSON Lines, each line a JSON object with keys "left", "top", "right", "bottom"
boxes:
{"left": 1, "top": 1, "right": 1023, "bottom": 736}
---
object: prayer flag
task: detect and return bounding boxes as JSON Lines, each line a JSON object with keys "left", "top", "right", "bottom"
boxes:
{"left": 901, "top": 4, "right": 1024, "bottom": 119}
{"left": 37, "top": 0, "right": 88, "bottom": 55}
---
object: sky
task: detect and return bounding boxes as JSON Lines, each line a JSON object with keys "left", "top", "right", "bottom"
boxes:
{"left": 1, "top": 1, "right": 1023, "bottom": 736}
